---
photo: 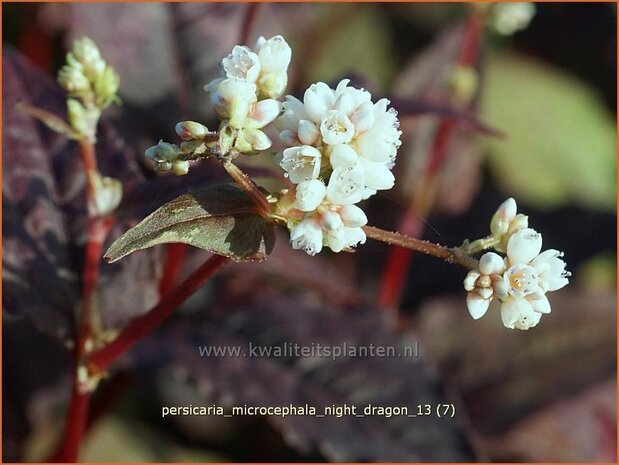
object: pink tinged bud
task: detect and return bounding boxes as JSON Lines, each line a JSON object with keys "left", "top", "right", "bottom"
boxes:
{"left": 507, "top": 228, "right": 543, "bottom": 265}
{"left": 247, "top": 99, "right": 282, "bottom": 129}
{"left": 242, "top": 128, "right": 272, "bottom": 151}
{"left": 479, "top": 252, "right": 505, "bottom": 275}
{"left": 295, "top": 179, "right": 326, "bottom": 212}
{"left": 279, "top": 129, "right": 300, "bottom": 147}
{"left": 338, "top": 205, "right": 367, "bottom": 228}
{"left": 491, "top": 197, "right": 517, "bottom": 236}
{"left": 320, "top": 110, "right": 355, "bottom": 145}
{"left": 175, "top": 121, "right": 209, "bottom": 140}
{"left": 330, "top": 144, "right": 358, "bottom": 168}
{"left": 322, "top": 210, "right": 343, "bottom": 231}
{"left": 466, "top": 292, "right": 490, "bottom": 320}
{"left": 464, "top": 270, "right": 481, "bottom": 291}
{"left": 297, "top": 120, "right": 320, "bottom": 145}
{"left": 358, "top": 157, "right": 395, "bottom": 190}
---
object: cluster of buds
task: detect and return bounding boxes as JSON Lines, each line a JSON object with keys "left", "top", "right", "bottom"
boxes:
{"left": 205, "top": 36, "right": 292, "bottom": 156}
{"left": 274, "top": 79, "right": 402, "bottom": 255}
{"left": 464, "top": 199, "right": 570, "bottom": 330}
{"left": 145, "top": 121, "right": 218, "bottom": 176}
{"left": 57, "top": 37, "right": 120, "bottom": 140}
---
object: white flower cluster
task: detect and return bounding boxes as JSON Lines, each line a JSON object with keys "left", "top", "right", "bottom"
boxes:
{"left": 205, "top": 36, "right": 292, "bottom": 154}
{"left": 275, "top": 79, "right": 402, "bottom": 255}
{"left": 464, "top": 199, "right": 570, "bottom": 330}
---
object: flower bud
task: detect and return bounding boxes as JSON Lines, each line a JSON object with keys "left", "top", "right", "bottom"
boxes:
{"left": 295, "top": 179, "right": 326, "bottom": 212}
{"left": 145, "top": 140, "right": 179, "bottom": 162}
{"left": 88, "top": 172, "right": 122, "bottom": 216}
{"left": 218, "top": 124, "right": 236, "bottom": 155}
{"left": 172, "top": 160, "right": 190, "bottom": 176}
{"left": 93, "top": 65, "right": 120, "bottom": 108}
{"left": 490, "top": 197, "right": 517, "bottom": 236}
{"left": 175, "top": 121, "right": 209, "bottom": 140}
{"left": 235, "top": 128, "right": 272, "bottom": 154}
{"left": 154, "top": 161, "right": 173, "bottom": 172}
{"left": 58, "top": 65, "right": 90, "bottom": 94}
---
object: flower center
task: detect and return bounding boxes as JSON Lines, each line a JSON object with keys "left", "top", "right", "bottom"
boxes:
{"left": 505, "top": 263, "right": 539, "bottom": 297}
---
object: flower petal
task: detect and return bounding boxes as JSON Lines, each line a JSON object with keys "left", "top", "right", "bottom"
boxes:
{"left": 479, "top": 252, "right": 506, "bottom": 275}
{"left": 527, "top": 291, "right": 551, "bottom": 314}
{"left": 338, "top": 204, "right": 367, "bottom": 228}
{"left": 467, "top": 292, "right": 490, "bottom": 320}
{"left": 500, "top": 296, "right": 533, "bottom": 329}
{"left": 507, "top": 228, "right": 543, "bottom": 265}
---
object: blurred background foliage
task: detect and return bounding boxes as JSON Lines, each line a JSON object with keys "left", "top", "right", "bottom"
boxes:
{"left": 3, "top": 2, "right": 616, "bottom": 463}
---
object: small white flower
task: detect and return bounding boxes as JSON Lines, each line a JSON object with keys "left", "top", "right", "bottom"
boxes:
{"left": 531, "top": 249, "right": 570, "bottom": 292}
{"left": 280, "top": 145, "right": 322, "bottom": 183}
{"left": 206, "top": 78, "right": 257, "bottom": 128}
{"left": 295, "top": 179, "right": 326, "bottom": 212}
{"left": 320, "top": 110, "right": 355, "bottom": 145}
{"left": 290, "top": 219, "right": 323, "bottom": 256}
{"left": 254, "top": 35, "right": 292, "bottom": 99}
{"left": 222, "top": 45, "right": 261, "bottom": 82}
{"left": 463, "top": 225, "right": 570, "bottom": 330}
{"left": 500, "top": 295, "right": 543, "bottom": 330}
{"left": 326, "top": 162, "right": 365, "bottom": 206}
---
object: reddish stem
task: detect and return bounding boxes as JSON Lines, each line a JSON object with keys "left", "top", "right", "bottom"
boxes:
{"left": 53, "top": 139, "right": 113, "bottom": 462}
{"left": 88, "top": 254, "right": 229, "bottom": 375}
{"left": 376, "top": 14, "right": 484, "bottom": 309}
{"left": 51, "top": 386, "right": 92, "bottom": 462}
{"left": 159, "top": 243, "right": 189, "bottom": 297}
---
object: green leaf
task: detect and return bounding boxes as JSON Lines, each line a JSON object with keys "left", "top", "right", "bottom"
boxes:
{"left": 104, "top": 183, "right": 275, "bottom": 263}
{"left": 481, "top": 51, "right": 617, "bottom": 212}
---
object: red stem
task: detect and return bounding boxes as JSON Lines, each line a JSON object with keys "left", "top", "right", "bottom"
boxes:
{"left": 376, "top": 14, "right": 483, "bottom": 309}
{"left": 159, "top": 243, "right": 189, "bottom": 297}
{"left": 88, "top": 254, "right": 229, "bottom": 374}
{"left": 51, "top": 386, "right": 92, "bottom": 462}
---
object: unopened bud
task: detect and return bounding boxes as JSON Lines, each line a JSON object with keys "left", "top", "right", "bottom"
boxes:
{"left": 145, "top": 140, "right": 179, "bottom": 162}
{"left": 88, "top": 172, "right": 122, "bottom": 216}
{"left": 218, "top": 124, "right": 236, "bottom": 155}
{"left": 235, "top": 128, "right": 272, "bottom": 154}
{"left": 58, "top": 65, "right": 90, "bottom": 94}
{"left": 172, "top": 160, "right": 190, "bottom": 176}
{"left": 175, "top": 121, "right": 209, "bottom": 140}
{"left": 94, "top": 65, "right": 120, "bottom": 108}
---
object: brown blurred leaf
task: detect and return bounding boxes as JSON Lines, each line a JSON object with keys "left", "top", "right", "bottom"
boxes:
{"left": 125, "top": 276, "right": 475, "bottom": 462}
{"left": 3, "top": 49, "right": 162, "bottom": 337}
{"left": 392, "top": 22, "right": 484, "bottom": 215}
{"left": 416, "top": 288, "right": 616, "bottom": 441}
{"left": 487, "top": 380, "right": 616, "bottom": 462}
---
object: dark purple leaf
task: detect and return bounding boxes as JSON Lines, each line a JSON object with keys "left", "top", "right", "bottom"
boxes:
{"left": 126, "top": 274, "right": 474, "bottom": 462}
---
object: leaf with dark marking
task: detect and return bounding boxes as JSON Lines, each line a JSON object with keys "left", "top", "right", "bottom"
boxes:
{"left": 105, "top": 183, "right": 276, "bottom": 263}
